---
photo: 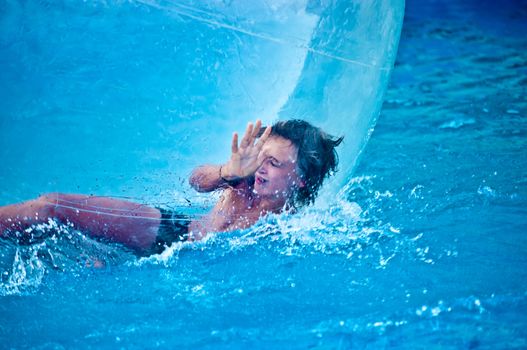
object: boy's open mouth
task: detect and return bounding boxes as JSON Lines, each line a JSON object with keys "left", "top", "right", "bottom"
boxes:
{"left": 255, "top": 175, "right": 267, "bottom": 185}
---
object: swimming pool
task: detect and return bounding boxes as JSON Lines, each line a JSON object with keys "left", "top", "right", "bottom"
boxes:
{"left": 1, "top": 0, "right": 527, "bottom": 348}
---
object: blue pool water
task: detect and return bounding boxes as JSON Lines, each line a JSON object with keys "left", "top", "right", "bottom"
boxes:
{"left": 1, "top": 0, "right": 527, "bottom": 348}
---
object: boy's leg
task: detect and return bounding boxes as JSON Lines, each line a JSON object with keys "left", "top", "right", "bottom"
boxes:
{"left": 0, "top": 193, "right": 161, "bottom": 253}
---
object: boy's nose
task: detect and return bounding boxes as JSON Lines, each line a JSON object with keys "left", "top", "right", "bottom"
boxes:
{"left": 257, "top": 160, "right": 269, "bottom": 174}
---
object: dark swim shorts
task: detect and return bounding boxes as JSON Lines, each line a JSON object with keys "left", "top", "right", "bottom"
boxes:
{"left": 151, "top": 208, "right": 191, "bottom": 254}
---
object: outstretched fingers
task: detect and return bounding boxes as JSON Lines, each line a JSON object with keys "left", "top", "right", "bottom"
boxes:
{"left": 255, "top": 125, "right": 272, "bottom": 149}
{"left": 237, "top": 120, "right": 270, "bottom": 151}
{"left": 251, "top": 120, "right": 262, "bottom": 138}
{"left": 231, "top": 132, "right": 239, "bottom": 154}
{"left": 240, "top": 122, "right": 254, "bottom": 148}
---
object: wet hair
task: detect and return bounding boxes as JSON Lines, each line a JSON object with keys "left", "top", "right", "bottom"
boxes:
{"left": 269, "top": 119, "right": 343, "bottom": 206}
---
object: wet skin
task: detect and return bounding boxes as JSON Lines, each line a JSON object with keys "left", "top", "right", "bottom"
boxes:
{"left": 189, "top": 135, "right": 305, "bottom": 238}
{"left": 0, "top": 120, "right": 305, "bottom": 254}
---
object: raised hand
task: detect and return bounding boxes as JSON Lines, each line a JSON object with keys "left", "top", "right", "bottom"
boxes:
{"left": 221, "top": 120, "right": 272, "bottom": 180}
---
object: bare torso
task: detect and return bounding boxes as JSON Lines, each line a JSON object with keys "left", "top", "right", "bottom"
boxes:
{"left": 185, "top": 120, "right": 299, "bottom": 240}
{"left": 188, "top": 180, "right": 270, "bottom": 239}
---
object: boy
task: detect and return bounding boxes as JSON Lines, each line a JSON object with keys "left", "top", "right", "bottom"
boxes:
{"left": 0, "top": 119, "right": 342, "bottom": 256}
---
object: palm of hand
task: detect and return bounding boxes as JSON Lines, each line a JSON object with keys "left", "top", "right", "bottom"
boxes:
{"left": 230, "top": 143, "right": 262, "bottom": 178}
{"left": 224, "top": 120, "right": 272, "bottom": 180}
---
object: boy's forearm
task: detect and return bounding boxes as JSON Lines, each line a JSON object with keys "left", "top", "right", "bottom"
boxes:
{"left": 189, "top": 164, "right": 228, "bottom": 192}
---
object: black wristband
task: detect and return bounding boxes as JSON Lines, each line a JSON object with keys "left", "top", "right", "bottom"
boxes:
{"left": 219, "top": 165, "right": 228, "bottom": 182}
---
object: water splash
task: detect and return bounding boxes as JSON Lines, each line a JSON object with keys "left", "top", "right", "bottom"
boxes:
{"left": 0, "top": 245, "right": 46, "bottom": 296}
{"left": 136, "top": 190, "right": 408, "bottom": 271}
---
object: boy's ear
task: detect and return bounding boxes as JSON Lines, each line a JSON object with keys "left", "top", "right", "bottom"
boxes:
{"left": 298, "top": 178, "right": 306, "bottom": 188}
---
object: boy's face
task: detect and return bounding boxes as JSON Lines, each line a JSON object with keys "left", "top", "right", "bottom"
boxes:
{"left": 253, "top": 136, "right": 304, "bottom": 201}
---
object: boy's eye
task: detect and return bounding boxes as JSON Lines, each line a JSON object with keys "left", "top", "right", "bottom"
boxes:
{"left": 270, "top": 159, "right": 281, "bottom": 167}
